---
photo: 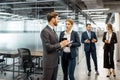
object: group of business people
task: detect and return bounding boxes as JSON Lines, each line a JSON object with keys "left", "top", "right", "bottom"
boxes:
{"left": 40, "top": 12, "right": 117, "bottom": 80}
{"left": 41, "top": 12, "right": 80, "bottom": 80}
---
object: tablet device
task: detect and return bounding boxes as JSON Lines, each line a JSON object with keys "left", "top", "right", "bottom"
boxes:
{"left": 62, "top": 38, "right": 67, "bottom": 41}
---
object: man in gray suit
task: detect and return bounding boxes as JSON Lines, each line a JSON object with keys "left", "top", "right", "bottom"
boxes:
{"left": 41, "top": 12, "right": 69, "bottom": 80}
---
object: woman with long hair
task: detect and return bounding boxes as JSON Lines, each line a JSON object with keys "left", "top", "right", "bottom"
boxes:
{"left": 102, "top": 23, "right": 117, "bottom": 77}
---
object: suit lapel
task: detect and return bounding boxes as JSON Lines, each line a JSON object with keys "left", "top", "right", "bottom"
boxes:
{"left": 85, "top": 31, "right": 89, "bottom": 39}
{"left": 91, "top": 32, "right": 93, "bottom": 39}
{"left": 62, "top": 31, "right": 65, "bottom": 38}
{"left": 53, "top": 30, "right": 58, "bottom": 40}
{"left": 104, "top": 32, "right": 107, "bottom": 40}
{"left": 110, "top": 32, "right": 114, "bottom": 42}
{"left": 47, "top": 25, "right": 58, "bottom": 41}
{"left": 70, "top": 31, "right": 73, "bottom": 41}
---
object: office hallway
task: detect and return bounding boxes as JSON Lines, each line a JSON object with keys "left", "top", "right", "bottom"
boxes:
{"left": 0, "top": 37, "right": 120, "bottom": 80}
{"left": 57, "top": 37, "right": 120, "bottom": 80}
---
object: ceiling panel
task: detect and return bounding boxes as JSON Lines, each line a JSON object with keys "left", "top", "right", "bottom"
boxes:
{"left": 0, "top": 0, "right": 119, "bottom": 24}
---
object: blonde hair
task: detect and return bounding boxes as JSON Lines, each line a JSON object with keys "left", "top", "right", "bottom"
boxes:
{"left": 65, "top": 18, "right": 74, "bottom": 25}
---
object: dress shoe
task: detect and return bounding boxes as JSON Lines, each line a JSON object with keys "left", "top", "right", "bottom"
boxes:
{"left": 113, "top": 75, "right": 116, "bottom": 77}
{"left": 88, "top": 72, "right": 91, "bottom": 76}
{"left": 106, "top": 75, "right": 110, "bottom": 77}
{"left": 112, "top": 70, "right": 116, "bottom": 77}
{"left": 106, "top": 72, "right": 111, "bottom": 77}
{"left": 96, "top": 71, "right": 99, "bottom": 75}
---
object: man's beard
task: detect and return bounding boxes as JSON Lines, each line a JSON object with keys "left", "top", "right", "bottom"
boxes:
{"left": 88, "top": 29, "right": 91, "bottom": 31}
{"left": 54, "top": 22, "right": 57, "bottom": 26}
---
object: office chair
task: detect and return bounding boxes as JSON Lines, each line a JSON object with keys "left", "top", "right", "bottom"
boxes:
{"left": 0, "top": 55, "right": 6, "bottom": 75}
{"left": 18, "top": 48, "right": 35, "bottom": 80}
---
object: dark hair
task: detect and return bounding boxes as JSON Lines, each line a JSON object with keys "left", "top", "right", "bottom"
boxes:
{"left": 86, "top": 23, "right": 91, "bottom": 27}
{"left": 47, "top": 12, "right": 58, "bottom": 22}
{"left": 107, "top": 23, "right": 113, "bottom": 31}
{"left": 65, "top": 18, "right": 74, "bottom": 25}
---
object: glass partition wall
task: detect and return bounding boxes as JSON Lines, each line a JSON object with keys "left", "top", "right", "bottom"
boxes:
{"left": 0, "top": 19, "right": 44, "bottom": 51}
{"left": 0, "top": 0, "right": 91, "bottom": 51}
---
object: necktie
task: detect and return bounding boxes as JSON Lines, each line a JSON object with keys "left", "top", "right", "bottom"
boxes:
{"left": 53, "top": 29, "right": 55, "bottom": 33}
{"left": 53, "top": 29, "right": 58, "bottom": 40}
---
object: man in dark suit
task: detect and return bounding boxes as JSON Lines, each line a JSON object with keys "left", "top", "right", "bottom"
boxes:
{"left": 41, "top": 12, "right": 69, "bottom": 80}
{"left": 81, "top": 23, "right": 99, "bottom": 76}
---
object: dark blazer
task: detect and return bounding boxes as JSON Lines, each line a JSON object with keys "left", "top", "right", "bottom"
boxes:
{"left": 81, "top": 31, "right": 97, "bottom": 52}
{"left": 59, "top": 30, "right": 81, "bottom": 58}
{"left": 102, "top": 32, "right": 117, "bottom": 50}
{"left": 41, "top": 25, "right": 61, "bottom": 68}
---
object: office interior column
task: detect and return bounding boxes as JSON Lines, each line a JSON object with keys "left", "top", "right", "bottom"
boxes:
{"left": 115, "top": 13, "right": 120, "bottom": 61}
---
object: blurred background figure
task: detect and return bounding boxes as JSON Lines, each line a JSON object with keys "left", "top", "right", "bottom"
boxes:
{"left": 102, "top": 23, "right": 117, "bottom": 77}
{"left": 81, "top": 23, "right": 99, "bottom": 76}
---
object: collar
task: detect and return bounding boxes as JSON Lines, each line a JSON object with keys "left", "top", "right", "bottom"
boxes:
{"left": 87, "top": 30, "right": 91, "bottom": 33}
{"left": 65, "top": 29, "right": 72, "bottom": 34}
{"left": 48, "top": 24, "right": 54, "bottom": 30}
{"left": 107, "top": 31, "right": 112, "bottom": 34}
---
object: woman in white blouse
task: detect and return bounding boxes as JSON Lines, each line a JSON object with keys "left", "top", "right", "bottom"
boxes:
{"left": 102, "top": 23, "right": 117, "bottom": 77}
{"left": 59, "top": 18, "right": 80, "bottom": 80}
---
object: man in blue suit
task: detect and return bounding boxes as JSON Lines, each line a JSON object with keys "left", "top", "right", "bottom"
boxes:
{"left": 81, "top": 23, "right": 99, "bottom": 76}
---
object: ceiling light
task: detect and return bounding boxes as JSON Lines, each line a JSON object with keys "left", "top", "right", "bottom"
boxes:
{"left": 0, "top": 12, "right": 12, "bottom": 16}
{"left": 55, "top": 10, "right": 73, "bottom": 13}
{"left": 82, "top": 8, "right": 110, "bottom": 12}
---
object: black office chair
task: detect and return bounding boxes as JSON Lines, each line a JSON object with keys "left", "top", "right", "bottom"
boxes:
{"left": 0, "top": 55, "right": 6, "bottom": 75}
{"left": 18, "top": 48, "right": 35, "bottom": 80}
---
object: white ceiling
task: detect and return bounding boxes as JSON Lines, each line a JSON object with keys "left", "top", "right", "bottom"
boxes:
{"left": 0, "top": 0, "right": 119, "bottom": 24}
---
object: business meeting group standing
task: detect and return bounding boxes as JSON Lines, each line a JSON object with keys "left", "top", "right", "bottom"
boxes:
{"left": 41, "top": 12, "right": 118, "bottom": 80}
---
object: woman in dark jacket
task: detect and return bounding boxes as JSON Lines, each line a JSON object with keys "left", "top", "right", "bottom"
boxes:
{"left": 59, "top": 18, "right": 81, "bottom": 80}
{"left": 102, "top": 23, "right": 117, "bottom": 77}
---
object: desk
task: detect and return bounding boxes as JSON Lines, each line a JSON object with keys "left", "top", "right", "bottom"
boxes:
{"left": 0, "top": 51, "right": 43, "bottom": 79}
{"left": 0, "top": 51, "right": 19, "bottom": 79}
{"left": 31, "top": 51, "right": 43, "bottom": 57}
{"left": 31, "top": 51, "right": 43, "bottom": 69}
